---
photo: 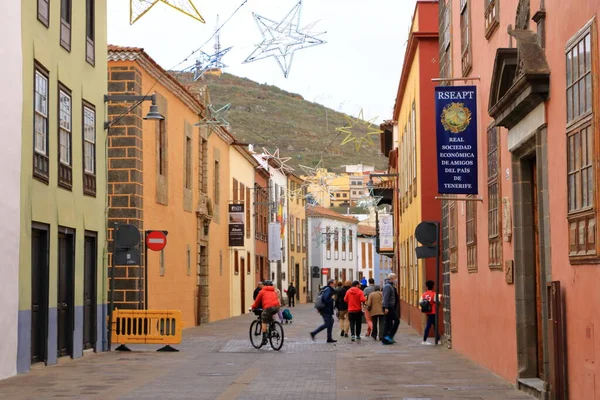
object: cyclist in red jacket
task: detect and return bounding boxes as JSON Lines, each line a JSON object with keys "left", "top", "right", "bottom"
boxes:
{"left": 251, "top": 280, "right": 281, "bottom": 343}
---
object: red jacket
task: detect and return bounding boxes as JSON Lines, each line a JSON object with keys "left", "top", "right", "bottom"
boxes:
{"left": 252, "top": 286, "right": 280, "bottom": 309}
{"left": 344, "top": 287, "right": 366, "bottom": 312}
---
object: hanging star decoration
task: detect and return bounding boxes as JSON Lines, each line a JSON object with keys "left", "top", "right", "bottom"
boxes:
{"left": 356, "top": 189, "right": 384, "bottom": 211}
{"left": 261, "top": 148, "right": 295, "bottom": 174}
{"left": 286, "top": 186, "right": 304, "bottom": 202}
{"left": 195, "top": 104, "right": 231, "bottom": 129}
{"left": 130, "top": 0, "right": 205, "bottom": 25}
{"left": 336, "top": 109, "right": 383, "bottom": 152}
{"left": 299, "top": 159, "right": 338, "bottom": 205}
{"left": 244, "top": 0, "right": 326, "bottom": 78}
{"left": 192, "top": 47, "right": 233, "bottom": 81}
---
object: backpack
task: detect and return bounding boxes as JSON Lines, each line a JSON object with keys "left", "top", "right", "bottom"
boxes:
{"left": 315, "top": 288, "right": 328, "bottom": 311}
{"left": 420, "top": 297, "right": 432, "bottom": 313}
{"left": 282, "top": 309, "right": 293, "bottom": 320}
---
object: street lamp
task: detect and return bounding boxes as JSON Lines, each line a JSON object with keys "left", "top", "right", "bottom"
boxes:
{"left": 103, "top": 93, "right": 165, "bottom": 129}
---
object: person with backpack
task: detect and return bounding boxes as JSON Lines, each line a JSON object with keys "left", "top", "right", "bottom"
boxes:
{"left": 344, "top": 281, "right": 366, "bottom": 341}
{"left": 310, "top": 279, "right": 337, "bottom": 343}
{"left": 335, "top": 280, "right": 351, "bottom": 337}
{"left": 382, "top": 273, "right": 400, "bottom": 345}
{"left": 287, "top": 283, "right": 297, "bottom": 307}
{"left": 421, "top": 280, "right": 440, "bottom": 345}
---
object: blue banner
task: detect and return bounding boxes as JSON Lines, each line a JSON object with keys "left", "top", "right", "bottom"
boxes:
{"left": 435, "top": 85, "right": 478, "bottom": 195}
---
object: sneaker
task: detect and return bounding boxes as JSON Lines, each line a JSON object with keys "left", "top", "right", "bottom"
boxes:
{"left": 382, "top": 339, "right": 392, "bottom": 345}
{"left": 345, "top": 333, "right": 349, "bottom": 337}
{"left": 422, "top": 341, "right": 433, "bottom": 345}
{"left": 383, "top": 336, "right": 393, "bottom": 344}
{"left": 310, "top": 332, "right": 316, "bottom": 341}
{"left": 356, "top": 336, "right": 361, "bottom": 340}
{"left": 327, "top": 339, "right": 338, "bottom": 343}
{"left": 340, "top": 330, "right": 345, "bottom": 337}
{"left": 351, "top": 335, "right": 356, "bottom": 342}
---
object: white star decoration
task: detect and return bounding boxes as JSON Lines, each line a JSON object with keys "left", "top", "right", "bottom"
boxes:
{"left": 244, "top": 0, "right": 326, "bottom": 78}
{"left": 261, "top": 148, "right": 295, "bottom": 174}
{"left": 195, "top": 104, "right": 231, "bottom": 128}
{"left": 192, "top": 47, "right": 233, "bottom": 81}
{"left": 130, "top": 0, "right": 205, "bottom": 25}
{"left": 357, "top": 190, "right": 383, "bottom": 211}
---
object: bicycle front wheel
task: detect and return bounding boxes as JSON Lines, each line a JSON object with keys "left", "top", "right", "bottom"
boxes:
{"left": 269, "top": 321, "right": 285, "bottom": 351}
{"left": 249, "top": 320, "right": 264, "bottom": 349}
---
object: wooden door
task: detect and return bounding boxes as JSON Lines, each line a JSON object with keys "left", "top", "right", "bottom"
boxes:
{"left": 31, "top": 227, "right": 49, "bottom": 364}
{"left": 547, "top": 281, "right": 567, "bottom": 399}
{"left": 83, "top": 235, "right": 97, "bottom": 351}
{"left": 295, "top": 263, "right": 300, "bottom": 300}
{"left": 532, "top": 160, "right": 545, "bottom": 380}
{"left": 57, "top": 232, "right": 74, "bottom": 358}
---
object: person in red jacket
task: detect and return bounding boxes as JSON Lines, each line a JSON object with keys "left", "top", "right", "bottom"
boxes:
{"left": 251, "top": 280, "right": 281, "bottom": 343}
{"left": 421, "top": 280, "right": 440, "bottom": 345}
{"left": 344, "top": 280, "right": 366, "bottom": 341}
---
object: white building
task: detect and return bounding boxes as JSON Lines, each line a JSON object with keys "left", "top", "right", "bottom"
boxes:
{"left": 343, "top": 164, "right": 375, "bottom": 174}
{"left": 0, "top": 0, "right": 22, "bottom": 380}
{"left": 357, "top": 225, "right": 377, "bottom": 282}
{"left": 308, "top": 206, "right": 359, "bottom": 296}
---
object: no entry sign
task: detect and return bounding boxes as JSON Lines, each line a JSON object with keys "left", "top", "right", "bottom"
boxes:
{"left": 321, "top": 268, "right": 329, "bottom": 275}
{"left": 146, "top": 230, "right": 167, "bottom": 252}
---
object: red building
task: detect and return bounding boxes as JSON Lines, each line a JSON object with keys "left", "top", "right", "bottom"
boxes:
{"left": 380, "top": 0, "right": 442, "bottom": 337}
{"left": 439, "top": 0, "right": 600, "bottom": 398}
{"left": 254, "top": 166, "right": 269, "bottom": 284}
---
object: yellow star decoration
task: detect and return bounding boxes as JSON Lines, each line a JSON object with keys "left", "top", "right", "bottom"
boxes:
{"left": 336, "top": 109, "right": 382, "bottom": 152}
{"left": 130, "top": 0, "right": 205, "bottom": 25}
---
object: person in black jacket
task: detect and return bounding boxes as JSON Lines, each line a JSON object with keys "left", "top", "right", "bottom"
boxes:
{"left": 310, "top": 279, "right": 337, "bottom": 343}
{"left": 381, "top": 273, "right": 400, "bottom": 345}
{"left": 287, "top": 283, "right": 297, "bottom": 307}
{"left": 335, "top": 280, "right": 351, "bottom": 337}
{"left": 253, "top": 282, "right": 264, "bottom": 300}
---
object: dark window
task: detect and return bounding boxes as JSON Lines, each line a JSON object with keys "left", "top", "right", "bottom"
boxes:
{"left": 60, "top": 0, "right": 71, "bottom": 51}
{"left": 34, "top": 65, "right": 50, "bottom": 183}
{"left": 484, "top": 0, "right": 499, "bottom": 39}
{"left": 214, "top": 161, "right": 220, "bottom": 205}
{"left": 466, "top": 199, "right": 477, "bottom": 272}
{"left": 449, "top": 201, "right": 458, "bottom": 272}
{"left": 246, "top": 187, "right": 251, "bottom": 239}
{"left": 38, "top": 0, "right": 50, "bottom": 27}
{"left": 158, "top": 120, "right": 166, "bottom": 176}
{"left": 83, "top": 103, "right": 96, "bottom": 196}
{"left": 487, "top": 127, "right": 502, "bottom": 268}
{"left": 439, "top": 0, "right": 452, "bottom": 83}
{"left": 86, "top": 0, "right": 95, "bottom": 65}
{"left": 460, "top": 0, "right": 472, "bottom": 76}
{"left": 185, "top": 136, "right": 192, "bottom": 189}
{"left": 58, "top": 85, "right": 72, "bottom": 189}
{"left": 566, "top": 23, "right": 596, "bottom": 261}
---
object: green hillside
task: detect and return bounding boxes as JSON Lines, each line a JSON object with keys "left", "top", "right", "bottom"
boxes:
{"left": 172, "top": 71, "right": 386, "bottom": 172}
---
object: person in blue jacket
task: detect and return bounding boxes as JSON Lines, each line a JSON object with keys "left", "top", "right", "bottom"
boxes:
{"left": 310, "top": 279, "right": 337, "bottom": 343}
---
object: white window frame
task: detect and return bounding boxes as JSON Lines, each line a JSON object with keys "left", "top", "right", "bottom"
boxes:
{"left": 34, "top": 70, "right": 48, "bottom": 155}
{"left": 83, "top": 105, "right": 96, "bottom": 174}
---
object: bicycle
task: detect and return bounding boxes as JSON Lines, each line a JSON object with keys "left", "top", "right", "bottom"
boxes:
{"left": 249, "top": 309, "right": 285, "bottom": 351}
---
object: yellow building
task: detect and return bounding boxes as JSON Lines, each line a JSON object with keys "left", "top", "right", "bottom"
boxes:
{"left": 329, "top": 175, "right": 351, "bottom": 207}
{"left": 18, "top": 0, "right": 108, "bottom": 372}
{"left": 229, "top": 146, "right": 258, "bottom": 317}
{"left": 287, "top": 173, "right": 308, "bottom": 303}
{"left": 303, "top": 167, "right": 333, "bottom": 208}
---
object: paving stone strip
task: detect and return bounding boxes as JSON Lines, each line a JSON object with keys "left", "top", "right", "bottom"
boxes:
{"left": 0, "top": 305, "right": 532, "bottom": 400}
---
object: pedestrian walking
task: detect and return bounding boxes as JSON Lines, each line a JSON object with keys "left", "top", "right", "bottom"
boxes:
{"left": 381, "top": 273, "right": 400, "bottom": 345}
{"left": 344, "top": 280, "right": 366, "bottom": 341}
{"left": 366, "top": 285, "right": 384, "bottom": 340}
{"left": 253, "top": 281, "right": 264, "bottom": 300}
{"left": 363, "top": 278, "right": 376, "bottom": 337}
{"left": 287, "top": 283, "right": 297, "bottom": 307}
{"left": 335, "top": 280, "right": 351, "bottom": 337}
{"left": 421, "top": 280, "right": 440, "bottom": 345}
{"left": 310, "top": 279, "right": 337, "bottom": 343}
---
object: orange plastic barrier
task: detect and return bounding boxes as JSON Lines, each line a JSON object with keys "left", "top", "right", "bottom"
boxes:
{"left": 110, "top": 309, "right": 183, "bottom": 351}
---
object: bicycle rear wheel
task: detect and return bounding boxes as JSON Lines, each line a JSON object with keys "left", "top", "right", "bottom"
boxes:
{"left": 249, "top": 320, "right": 264, "bottom": 349}
{"left": 269, "top": 321, "right": 285, "bottom": 351}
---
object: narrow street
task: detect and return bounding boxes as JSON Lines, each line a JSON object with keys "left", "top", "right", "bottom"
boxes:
{"left": 0, "top": 305, "right": 532, "bottom": 400}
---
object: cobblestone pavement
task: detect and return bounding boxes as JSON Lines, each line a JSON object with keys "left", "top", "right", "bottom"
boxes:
{"left": 0, "top": 305, "right": 532, "bottom": 400}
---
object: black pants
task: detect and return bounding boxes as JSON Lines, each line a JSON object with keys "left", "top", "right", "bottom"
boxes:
{"left": 383, "top": 307, "right": 399, "bottom": 340}
{"left": 371, "top": 315, "right": 384, "bottom": 339}
{"left": 423, "top": 314, "right": 440, "bottom": 342}
{"left": 312, "top": 313, "right": 334, "bottom": 340}
{"left": 288, "top": 296, "right": 295, "bottom": 307}
{"left": 348, "top": 311, "right": 362, "bottom": 337}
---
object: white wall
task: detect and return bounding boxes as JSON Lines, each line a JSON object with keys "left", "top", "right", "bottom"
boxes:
{"left": 0, "top": 0, "right": 22, "bottom": 380}
{"left": 357, "top": 237, "right": 376, "bottom": 281}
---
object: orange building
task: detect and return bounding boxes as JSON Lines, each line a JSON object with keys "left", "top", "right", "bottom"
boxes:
{"left": 107, "top": 46, "right": 205, "bottom": 327}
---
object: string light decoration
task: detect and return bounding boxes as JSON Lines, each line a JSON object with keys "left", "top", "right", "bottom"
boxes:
{"left": 195, "top": 104, "right": 231, "bottom": 128}
{"left": 130, "top": 0, "right": 205, "bottom": 25}
{"left": 244, "top": 0, "right": 326, "bottom": 78}
{"left": 299, "top": 159, "right": 338, "bottom": 206}
{"left": 336, "top": 109, "right": 383, "bottom": 152}
{"left": 356, "top": 190, "right": 383, "bottom": 211}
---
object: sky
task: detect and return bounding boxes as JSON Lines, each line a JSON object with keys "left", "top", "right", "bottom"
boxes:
{"left": 107, "top": 0, "right": 418, "bottom": 123}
